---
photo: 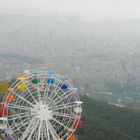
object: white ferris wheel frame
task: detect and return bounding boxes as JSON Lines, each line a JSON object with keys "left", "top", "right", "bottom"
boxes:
{"left": 2, "top": 71, "right": 82, "bottom": 140}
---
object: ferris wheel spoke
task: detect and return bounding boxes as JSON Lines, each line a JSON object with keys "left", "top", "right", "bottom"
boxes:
{"left": 36, "top": 75, "right": 41, "bottom": 102}
{"left": 52, "top": 112, "right": 74, "bottom": 119}
{"left": 44, "top": 84, "right": 52, "bottom": 104}
{"left": 45, "top": 121, "right": 50, "bottom": 140}
{"left": 7, "top": 110, "right": 31, "bottom": 129}
{"left": 43, "top": 77, "right": 54, "bottom": 102}
{"left": 7, "top": 112, "right": 30, "bottom": 119}
{"left": 43, "top": 75, "right": 54, "bottom": 103}
{"left": 27, "top": 119, "right": 39, "bottom": 140}
{"left": 48, "top": 120, "right": 58, "bottom": 140}
{"left": 57, "top": 107, "right": 75, "bottom": 116}
{"left": 46, "top": 81, "right": 65, "bottom": 104}
{"left": 19, "top": 118, "right": 36, "bottom": 140}
{"left": 8, "top": 113, "right": 31, "bottom": 121}
{"left": 23, "top": 82, "right": 38, "bottom": 103}
{"left": 58, "top": 104, "right": 78, "bottom": 110}
{"left": 46, "top": 86, "right": 59, "bottom": 103}
{"left": 40, "top": 123, "right": 44, "bottom": 140}
{"left": 52, "top": 104, "right": 77, "bottom": 111}
{"left": 47, "top": 90, "right": 67, "bottom": 106}
{"left": 53, "top": 106, "right": 74, "bottom": 112}
{"left": 10, "top": 115, "right": 33, "bottom": 132}
{"left": 13, "top": 92, "right": 37, "bottom": 109}
{"left": 43, "top": 85, "right": 48, "bottom": 103}
{"left": 45, "top": 80, "right": 63, "bottom": 104}
{"left": 48, "top": 91, "right": 73, "bottom": 108}
{"left": 50, "top": 102, "right": 77, "bottom": 110}
{"left": 51, "top": 117, "right": 69, "bottom": 130}
{"left": 7, "top": 104, "right": 31, "bottom": 111}
{"left": 11, "top": 119, "right": 30, "bottom": 134}
{"left": 47, "top": 93, "right": 65, "bottom": 107}
{"left": 37, "top": 120, "right": 42, "bottom": 140}
{"left": 43, "top": 84, "right": 50, "bottom": 103}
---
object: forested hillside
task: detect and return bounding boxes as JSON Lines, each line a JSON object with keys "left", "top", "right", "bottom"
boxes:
{"left": 1, "top": 80, "right": 140, "bottom": 139}
{"left": 76, "top": 95, "right": 140, "bottom": 140}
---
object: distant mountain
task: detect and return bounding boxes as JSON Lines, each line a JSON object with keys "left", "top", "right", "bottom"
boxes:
{"left": 76, "top": 95, "right": 140, "bottom": 140}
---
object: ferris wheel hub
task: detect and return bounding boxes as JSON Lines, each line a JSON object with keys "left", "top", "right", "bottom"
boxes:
{"left": 31, "top": 102, "right": 53, "bottom": 121}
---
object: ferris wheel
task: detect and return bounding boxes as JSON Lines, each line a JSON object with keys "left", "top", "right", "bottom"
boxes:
{"left": 2, "top": 71, "right": 82, "bottom": 140}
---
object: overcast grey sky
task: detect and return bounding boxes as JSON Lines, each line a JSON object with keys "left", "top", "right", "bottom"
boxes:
{"left": 0, "top": 0, "right": 140, "bottom": 17}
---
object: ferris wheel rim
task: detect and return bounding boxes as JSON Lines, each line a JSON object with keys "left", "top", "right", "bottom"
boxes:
{"left": 3, "top": 71, "right": 82, "bottom": 140}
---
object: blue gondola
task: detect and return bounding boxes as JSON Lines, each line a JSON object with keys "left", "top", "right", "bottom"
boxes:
{"left": 59, "top": 83, "right": 68, "bottom": 90}
{"left": 46, "top": 78, "right": 55, "bottom": 84}
{"left": 47, "top": 72, "right": 56, "bottom": 75}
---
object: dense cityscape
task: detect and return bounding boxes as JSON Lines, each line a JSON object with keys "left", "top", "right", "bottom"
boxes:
{"left": 0, "top": 16, "right": 140, "bottom": 109}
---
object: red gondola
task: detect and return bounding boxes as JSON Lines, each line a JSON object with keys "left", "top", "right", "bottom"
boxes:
{"left": 73, "top": 121, "right": 82, "bottom": 128}
{"left": 0, "top": 108, "right": 8, "bottom": 115}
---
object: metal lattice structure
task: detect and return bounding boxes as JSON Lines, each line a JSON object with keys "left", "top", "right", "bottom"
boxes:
{"left": 3, "top": 71, "right": 82, "bottom": 140}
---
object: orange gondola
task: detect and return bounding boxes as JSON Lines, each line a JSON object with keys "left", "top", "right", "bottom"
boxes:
{"left": 6, "top": 95, "right": 15, "bottom": 102}
{"left": 68, "top": 135, "right": 76, "bottom": 140}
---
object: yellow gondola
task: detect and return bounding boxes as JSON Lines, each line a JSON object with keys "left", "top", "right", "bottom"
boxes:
{"left": 17, "top": 84, "right": 26, "bottom": 91}
{"left": 17, "top": 77, "right": 26, "bottom": 81}
{"left": 6, "top": 95, "right": 15, "bottom": 102}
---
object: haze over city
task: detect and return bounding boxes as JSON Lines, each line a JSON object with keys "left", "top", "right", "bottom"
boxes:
{"left": 0, "top": 0, "right": 140, "bottom": 140}
{"left": 0, "top": 0, "right": 140, "bottom": 17}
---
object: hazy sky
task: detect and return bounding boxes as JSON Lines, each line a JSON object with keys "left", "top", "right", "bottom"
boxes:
{"left": 0, "top": 0, "right": 140, "bottom": 17}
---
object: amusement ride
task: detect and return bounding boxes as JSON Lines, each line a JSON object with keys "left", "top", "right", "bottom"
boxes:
{"left": 0, "top": 71, "right": 82, "bottom": 140}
